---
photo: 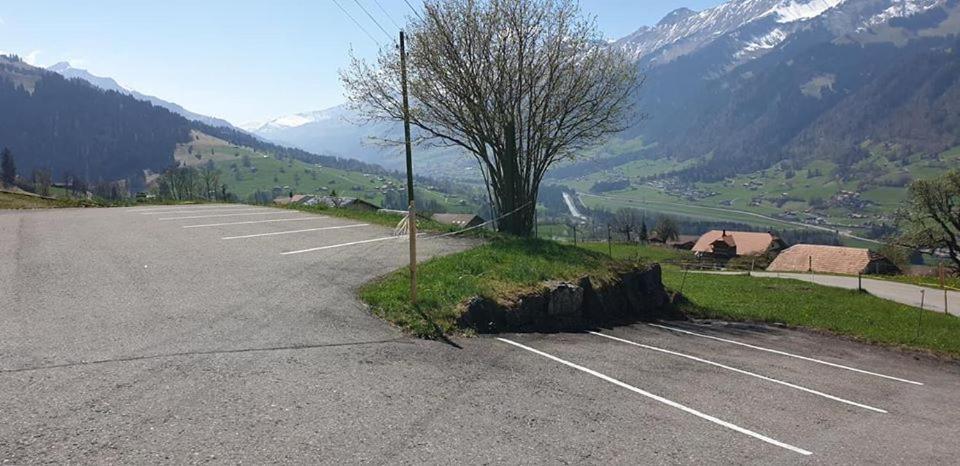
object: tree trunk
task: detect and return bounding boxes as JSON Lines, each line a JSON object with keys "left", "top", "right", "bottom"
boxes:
{"left": 494, "top": 121, "right": 537, "bottom": 237}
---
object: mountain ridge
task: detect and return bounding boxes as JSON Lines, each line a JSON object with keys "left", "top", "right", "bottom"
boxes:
{"left": 46, "top": 62, "right": 239, "bottom": 131}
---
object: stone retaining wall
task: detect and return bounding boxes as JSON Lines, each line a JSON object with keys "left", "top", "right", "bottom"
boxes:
{"left": 458, "top": 264, "right": 682, "bottom": 333}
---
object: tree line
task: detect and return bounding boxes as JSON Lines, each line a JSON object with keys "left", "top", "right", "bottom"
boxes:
{"left": 156, "top": 161, "right": 234, "bottom": 202}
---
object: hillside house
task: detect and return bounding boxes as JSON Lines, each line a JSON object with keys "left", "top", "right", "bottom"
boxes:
{"left": 767, "top": 244, "right": 900, "bottom": 275}
{"left": 431, "top": 213, "right": 486, "bottom": 229}
{"left": 315, "top": 196, "right": 380, "bottom": 211}
{"left": 273, "top": 194, "right": 315, "bottom": 206}
{"left": 692, "top": 230, "right": 786, "bottom": 259}
{"left": 649, "top": 234, "right": 699, "bottom": 250}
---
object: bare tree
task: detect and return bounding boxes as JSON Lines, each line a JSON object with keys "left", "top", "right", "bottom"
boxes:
{"left": 1, "top": 148, "right": 15, "bottom": 187}
{"left": 31, "top": 169, "right": 52, "bottom": 196}
{"left": 200, "top": 161, "right": 222, "bottom": 200}
{"left": 614, "top": 207, "right": 641, "bottom": 242}
{"left": 654, "top": 215, "right": 679, "bottom": 242}
{"left": 341, "top": 0, "right": 639, "bottom": 236}
{"left": 898, "top": 170, "right": 960, "bottom": 274}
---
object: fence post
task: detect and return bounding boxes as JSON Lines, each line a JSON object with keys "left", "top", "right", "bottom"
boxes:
{"left": 917, "top": 290, "right": 925, "bottom": 340}
{"left": 607, "top": 224, "right": 612, "bottom": 258}
{"left": 680, "top": 266, "right": 689, "bottom": 295}
{"left": 941, "top": 261, "right": 948, "bottom": 315}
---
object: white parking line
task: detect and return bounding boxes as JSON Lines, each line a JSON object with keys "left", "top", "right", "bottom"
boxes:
{"left": 281, "top": 235, "right": 401, "bottom": 255}
{"left": 140, "top": 208, "right": 265, "bottom": 215}
{"left": 222, "top": 224, "right": 368, "bottom": 240}
{"left": 128, "top": 205, "right": 251, "bottom": 214}
{"left": 589, "top": 332, "right": 887, "bottom": 413}
{"left": 182, "top": 217, "right": 325, "bottom": 229}
{"left": 158, "top": 211, "right": 294, "bottom": 221}
{"left": 649, "top": 324, "right": 924, "bottom": 386}
{"left": 497, "top": 338, "right": 812, "bottom": 456}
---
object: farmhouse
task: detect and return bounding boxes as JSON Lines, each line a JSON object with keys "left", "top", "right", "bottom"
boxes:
{"left": 649, "top": 234, "right": 699, "bottom": 250}
{"left": 273, "top": 194, "right": 315, "bottom": 206}
{"left": 315, "top": 196, "right": 380, "bottom": 211}
{"left": 767, "top": 244, "right": 900, "bottom": 275}
{"left": 692, "top": 230, "right": 786, "bottom": 259}
{"left": 431, "top": 213, "right": 486, "bottom": 229}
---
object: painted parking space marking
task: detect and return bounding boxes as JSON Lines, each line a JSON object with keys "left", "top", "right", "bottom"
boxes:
{"left": 649, "top": 324, "right": 923, "bottom": 386}
{"left": 222, "top": 224, "right": 368, "bottom": 240}
{"left": 182, "top": 217, "right": 326, "bottom": 229}
{"left": 280, "top": 235, "right": 402, "bottom": 255}
{"left": 140, "top": 208, "right": 265, "bottom": 215}
{"left": 158, "top": 211, "right": 295, "bottom": 221}
{"left": 590, "top": 332, "right": 887, "bottom": 413}
{"left": 497, "top": 338, "right": 813, "bottom": 456}
{"left": 129, "top": 205, "right": 253, "bottom": 214}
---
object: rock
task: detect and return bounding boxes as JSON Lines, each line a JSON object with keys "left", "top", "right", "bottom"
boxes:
{"left": 545, "top": 281, "right": 583, "bottom": 318}
{"left": 458, "top": 264, "right": 677, "bottom": 333}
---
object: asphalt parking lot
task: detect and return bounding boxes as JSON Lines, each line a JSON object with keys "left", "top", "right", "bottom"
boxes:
{"left": 2, "top": 204, "right": 959, "bottom": 463}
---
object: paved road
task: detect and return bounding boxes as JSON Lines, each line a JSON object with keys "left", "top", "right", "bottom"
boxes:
{"left": 2, "top": 205, "right": 960, "bottom": 463}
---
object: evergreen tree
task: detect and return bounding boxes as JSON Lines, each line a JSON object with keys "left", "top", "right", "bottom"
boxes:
{"left": 1, "top": 147, "right": 15, "bottom": 187}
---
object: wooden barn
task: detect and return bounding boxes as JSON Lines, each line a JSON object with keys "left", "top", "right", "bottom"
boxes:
{"left": 767, "top": 244, "right": 900, "bottom": 275}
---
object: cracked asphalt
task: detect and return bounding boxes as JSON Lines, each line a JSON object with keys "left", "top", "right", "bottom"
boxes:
{"left": 2, "top": 205, "right": 959, "bottom": 464}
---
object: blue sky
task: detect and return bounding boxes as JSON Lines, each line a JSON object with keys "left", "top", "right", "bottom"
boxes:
{"left": 0, "top": 1, "right": 721, "bottom": 125}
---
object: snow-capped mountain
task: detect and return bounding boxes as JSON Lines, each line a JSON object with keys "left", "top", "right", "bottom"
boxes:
{"left": 243, "top": 104, "right": 409, "bottom": 168}
{"left": 242, "top": 106, "right": 345, "bottom": 134}
{"left": 616, "top": 0, "right": 941, "bottom": 67}
{"left": 47, "top": 62, "right": 238, "bottom": 130}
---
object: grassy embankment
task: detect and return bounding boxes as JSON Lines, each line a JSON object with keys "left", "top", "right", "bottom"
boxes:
{"left": 363, "top": 237, "right": 960, "bottom": 357}
{"left": 360, "top": 238, "right": 629, "bottom": 337}
{"left": 582, "top": 242, "right": 960, "bottom": 357}
{"left": 0, "top": 190, "right": 95, "bottom": 209}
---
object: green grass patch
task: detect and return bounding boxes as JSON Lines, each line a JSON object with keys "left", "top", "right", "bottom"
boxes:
{"left": 360, "top": 238, "right": 630, "bottom": 338}
{"left": 0, "top": 190, "right": 96, "bottom": 209}
{"left": 871, "top": 273, "right": 960, "bottom": 292}
{"left": 663, "top": 269, "right": 960, "bottom": 357}
{"left": 212, "top": 151, "right": 476, "bottom": 214}
{"left": 578, "top": 242, "right": 694, "bottom": 264}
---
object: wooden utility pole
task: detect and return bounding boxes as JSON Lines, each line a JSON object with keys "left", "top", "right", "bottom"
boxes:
{"left": 400, "top": 31, "right": 417, "bottom": 304}
{"left": 941, "top": 260, "right": 948, "bottom": 315}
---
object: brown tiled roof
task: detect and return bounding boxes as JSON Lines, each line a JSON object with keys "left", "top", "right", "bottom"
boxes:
{"left": 767, "top": 244, "right": 883, "bottom": 275}
{"left": 431, "top": 213, "right": 485, "bottom": 228}
{"left": 273, "top": 194, "right": 313, "bottom": 205}
{"left": 692, "top": 230, "right": 778, "bottom": 256}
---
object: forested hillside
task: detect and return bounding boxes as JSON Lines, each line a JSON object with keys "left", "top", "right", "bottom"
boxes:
{"left": 0, "top": 55, "right": 397, "bottom": 190}
{"left": 0, "top": 57, "right": 191, "bottom": 186}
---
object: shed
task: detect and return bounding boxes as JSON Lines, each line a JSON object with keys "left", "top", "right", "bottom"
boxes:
{"left": 767, "top": 244, "right": 900, "bottom": 275}
{"left": 649, "top": 234, "right": 699, "bottom": 250}
{"left": 274, "top": 194, "right": 316, "bottom": 206}
{"left": 316, "top": 196, "right": 380, "bottom": 211}
{"left": 431, "top": 213, "right": 486, "bottom": 229}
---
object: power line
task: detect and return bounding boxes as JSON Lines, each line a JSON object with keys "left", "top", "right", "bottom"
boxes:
{"left": 371, "top": 0, "right": 402, "bottom": 30}
{"left": 330, "top": 0, "right": 381, "bottom": 47}
{"left": 352, "top": 0, "right": 393, "bottom": 41}
{"left": 402, "top": 0, "right": 424, "bottom": 20}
